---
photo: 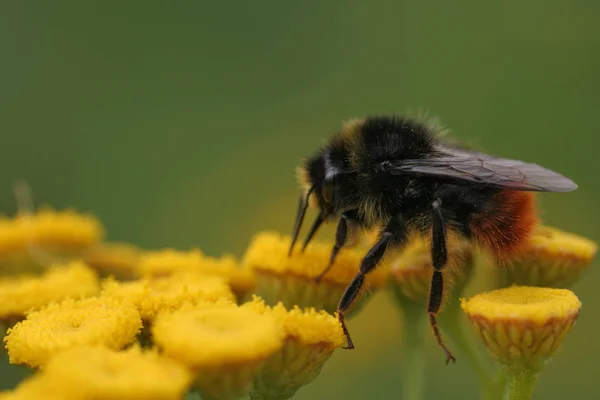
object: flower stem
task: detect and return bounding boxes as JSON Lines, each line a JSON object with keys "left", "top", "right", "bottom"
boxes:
{"left": 440, "top": 299, "right": 506, "bottom": 400}
{"left": 398, "top": 297, "right": 428, "bottom": 400}
{"left": 507, "top": 368, "right": 539, "bottom": 400}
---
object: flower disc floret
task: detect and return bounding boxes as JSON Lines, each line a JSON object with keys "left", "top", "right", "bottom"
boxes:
{"left": 0, "top": 208, "right": 104, "bottom": 257}
{"left": 461, "top": 286, "right": 581, "bottom": 369}
{"left": 0, "top": 261, "right": 99, "bottom": 321}
{"left": 153, "top": 304, "right": 284, "bottom": 400}
{"left": 152, "top": 305, "right": 283, "bottom": 368}
{"left": 101, "top": 272, "right": 235, "bottom": 321}
{"left": 48, "top": 346, "right": 191, "bottom": 399}
{"left": 242, "top": 297, "right": 345, "bottom": 399}
{"left": 4, "top": 296, "right": 142, "bottom": 368}
{"left": 83, "top": 242, "right": 142, "bottom": 280}
{"left": 507, "top": 225, "right": 597, "bottom": 287}
{"left": 138, "top": 249, "right": 255, "bottom": 300}
{"left": 242, "top": 231, "right": 388, "bottom": 314}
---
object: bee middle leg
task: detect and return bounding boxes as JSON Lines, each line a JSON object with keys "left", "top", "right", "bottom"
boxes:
{"left": 336, "top": 216, "right": 406, "bottom": 349}
{"left": 428, "top": 199, "right": 456, "bottom": 364}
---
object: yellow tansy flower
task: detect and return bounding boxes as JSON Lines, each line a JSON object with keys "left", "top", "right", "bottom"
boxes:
{"left": 0, "top": 345, "right": 191, "bottom": 400}
{"left": 100, "top": 272, "right": 236, "bottom": 321}
{"left": 137, "top": 249, "right": 256, "bottom": 301}
{"left": 242, "top": 231, "right": 388, "bottom": 315}
{"left": 32, "top": 345, "right": 191, "bottom": 400}
{"left": 504, "top": 225, "right": 597, "bottom": 288}
{"left": 0, "top": 377, "right": 66, "bottom": 400}
{"left": 244, "top": 296, "right": 344, "bottom": 400}
{"left": 389, "top": 234, "right": 473, "bottom": 305}
{"left": 0, "top": 208, "right": 104, "bottom": 275}
{"left": 4, "top": 296, "right": 142, "bottom": 368}
{"left": 461, "top": 285, "right": 581, "bottom": 370}
{"left": 0, "top": 261, "right": 100, "bottom": 322}
{"left": 152, "top": 303, "right": 284, "bottom": 400}
{"left": 82, "top": 242, "right": 142, "bottom": 280}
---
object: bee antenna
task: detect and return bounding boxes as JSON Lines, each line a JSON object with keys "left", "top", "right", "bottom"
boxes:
{"left": 300, "top": 210, "right": 325, "bottom": 253}
{"left": 288, "top": 185, "right": 315, "bottom": 257}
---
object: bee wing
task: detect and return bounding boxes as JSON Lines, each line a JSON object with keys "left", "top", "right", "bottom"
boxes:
{"left": 387, "top": 151, "right": 577, "bottom": 192}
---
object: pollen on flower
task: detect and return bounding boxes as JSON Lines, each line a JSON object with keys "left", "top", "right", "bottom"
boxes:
{"left": 389, "top": 234, "right": 473, "bottom": 304}
{"left": 82, "top": 242, "right": 142, "bottom": 280}
{"left": 241, "top": 231, "right": 388, "bottom": 314}
{"left": 100, "top": 272, "right": 236, "bottom": 321}
{"left": 0, "top": 261, "right": 100, "bottom": 322}
{"left": 4, "top": 296, "right": 142, "bottom": 368}
{"left": 137, "top": 249, "right": 256, "bottom": 301}
{"left": 0, "top": 208, "right": 104, "bottom": 266}
{"left": 505, "top": 225, "right": 598, "bottom": 288}
{"left": 461, "top": 286, "right": 581, "bottom": 369}
{"left": 10, "top": 345, "right": 193, "bottom": 400}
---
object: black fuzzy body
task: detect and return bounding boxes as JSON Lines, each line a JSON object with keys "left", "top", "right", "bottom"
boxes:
{"left": 302, "top": 116, "right": 500, "bottom": 243}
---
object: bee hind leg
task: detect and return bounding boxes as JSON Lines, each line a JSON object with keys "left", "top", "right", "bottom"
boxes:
{"left": 428, "top": 199, "right": 456, "bottom": 364}
{"left": 336, "top": 216, "right": 406, "bottom": 349}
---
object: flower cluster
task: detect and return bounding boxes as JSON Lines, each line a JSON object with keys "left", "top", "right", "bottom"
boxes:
{"left": 0, "top": 202, "right": 596, "bottom": 400}
{"left": 0, "top": 208, "right": 104, "bottom": 275}
{"left": 0, "top": 207, "right": 360, "bottom": 399}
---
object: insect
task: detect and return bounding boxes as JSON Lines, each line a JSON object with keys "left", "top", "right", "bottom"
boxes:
{"left": 287, "top": 115, "right": 577, "bottom": 363}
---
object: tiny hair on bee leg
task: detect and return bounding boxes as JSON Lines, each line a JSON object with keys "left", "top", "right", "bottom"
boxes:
{"left": 428, "top": 199, "right": 456, "bottom": 364}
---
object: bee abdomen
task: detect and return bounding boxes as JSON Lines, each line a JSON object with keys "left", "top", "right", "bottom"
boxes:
{"left": 469, "top": 191, "right": 538, "bottom": 259}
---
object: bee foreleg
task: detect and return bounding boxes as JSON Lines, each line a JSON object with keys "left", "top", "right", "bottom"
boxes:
{"left": 314, "top": 210, "right": 358, "bottom": 283}
{"left": 337, "top": 216, "right": 406, "bottom": 349}
{"left": 428, "top": 199, "right": 456, "bottom": 364}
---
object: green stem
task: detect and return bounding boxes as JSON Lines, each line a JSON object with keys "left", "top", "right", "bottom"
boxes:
{"left": 440, "top": 300, "right": 507, "bottom": 400}
{"left": 398, "top": 297, "right": 428, "bottom": 400}
{"left": 507, "top": 368, "right": 539, "bottom": 400}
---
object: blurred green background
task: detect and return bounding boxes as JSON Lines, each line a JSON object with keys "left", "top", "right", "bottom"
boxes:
{"left": 1, "top": 1, "right": 598, "bottom": 399}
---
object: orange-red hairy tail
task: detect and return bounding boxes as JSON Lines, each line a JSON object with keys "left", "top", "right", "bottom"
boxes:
{"left": 470, "top": 191, "right": 538, "bottom": 260}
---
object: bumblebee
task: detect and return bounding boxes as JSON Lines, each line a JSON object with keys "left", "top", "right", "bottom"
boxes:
{"left": 288, "top": 115, "right": 577, "bottom": 363}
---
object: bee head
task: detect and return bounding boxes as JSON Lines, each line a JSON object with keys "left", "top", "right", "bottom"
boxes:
{"left": 289, "top": 152, "right": 345, "bottom": 256}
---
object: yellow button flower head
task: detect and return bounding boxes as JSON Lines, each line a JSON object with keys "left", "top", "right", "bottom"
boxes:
{"left": 389, "top": 234, "right": 473, "bottom": 305}
{"left": 4, "top": 296, "right": 142, "bottom": 368}
{"left": 101, "top": 272, "right": 236, "bottom": 321}
{"left": 0, "top": 208, "right": 104, "bottom": 275}
{"left": 504, "top": 225, "right": 597, "bottom": 288}
{"left": 152, "top": 303, "right": 284, "bottom": 400}
{"left": 461, "top": 285, "right": 581, "bottom": 370}
{"left": 138, "top": 249, "right": 256, "bottom": 301}
{"left": 5, "top": 345, "right": 192, "bottom": 400}
{"left": 0, "top": 261, "right": 100, "bottom": 323}
{"left": 243, "top": 296, "right": 344, "bottom": 400}
{"left": 0, "top": 376, "right": 65, "bottom": 400}
{"left": 242, "top": 231, "right": 388, "bottom": 315}
{"left": 82, "top": 242, "right": 142, "bottom": 280}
